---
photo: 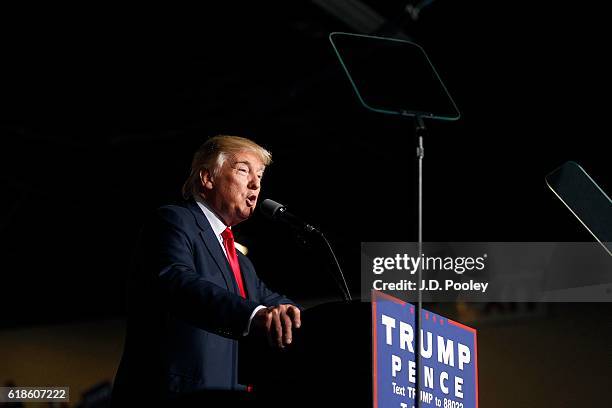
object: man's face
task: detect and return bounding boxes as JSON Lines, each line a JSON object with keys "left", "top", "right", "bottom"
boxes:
{"left": 202, "top": 150, "right": 265, "bottom": 226}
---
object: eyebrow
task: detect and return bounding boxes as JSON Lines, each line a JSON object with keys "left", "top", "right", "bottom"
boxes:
{"left": 234, "top": 160, "right": 265, "bottom": 172}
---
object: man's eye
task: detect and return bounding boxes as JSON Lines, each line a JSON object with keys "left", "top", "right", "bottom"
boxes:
{"left": 237, "top": 168, "right": 248, "bottom": 173}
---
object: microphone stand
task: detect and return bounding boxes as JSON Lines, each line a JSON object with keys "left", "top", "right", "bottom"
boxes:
{"left": 261, "top": 200, "right": 352, "bottom": 302}
{"left": 301, "top": 227, "right": 352, "bottom": 303}
{"left": 318, "top": 231, "right": 352, "bottom": 302}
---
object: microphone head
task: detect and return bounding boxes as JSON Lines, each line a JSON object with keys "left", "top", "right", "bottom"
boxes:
{"left": 259, "top": 199, "right": 285, "bottom": 219}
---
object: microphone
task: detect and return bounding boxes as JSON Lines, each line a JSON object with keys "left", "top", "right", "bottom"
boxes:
{"left": 259, "top": 199, "right": 352, "bottom": 302}
{"left": 259, "top": 199, "right": 321, "bottom": 235}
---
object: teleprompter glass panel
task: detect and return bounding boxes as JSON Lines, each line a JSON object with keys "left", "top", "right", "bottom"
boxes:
{"left": 329, "top": 32, "right": 460, "bottom": 120}
{"left": 546, "top": 161, "right": 612, "bottom": 256}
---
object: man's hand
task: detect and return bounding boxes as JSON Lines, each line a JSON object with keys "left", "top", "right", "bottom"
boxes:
{"left": 252, "top": 304, "right": 301, "bottom": 348}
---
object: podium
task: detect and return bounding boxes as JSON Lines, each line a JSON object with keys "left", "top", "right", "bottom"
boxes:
{"left": 239, "top": 300, "right": 372, "bottom": 407}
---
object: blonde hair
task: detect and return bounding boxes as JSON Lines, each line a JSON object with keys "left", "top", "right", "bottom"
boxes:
{"left": 182, "top": 135, "right": 272, "bottom": 199}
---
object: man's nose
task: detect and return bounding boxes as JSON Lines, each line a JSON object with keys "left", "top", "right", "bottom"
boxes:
{"left": 249, "top": 175, "right": 260, "bottom": 190}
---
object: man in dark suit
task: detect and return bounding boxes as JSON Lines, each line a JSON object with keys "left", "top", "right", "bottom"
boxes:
{"left": 111, "top": 135, "right": 300, "bottom": 405}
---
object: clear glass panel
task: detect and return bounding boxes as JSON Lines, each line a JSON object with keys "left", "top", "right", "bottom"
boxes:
{"left": 329, "top": 32, "right": 460, "bottom": 120}
{"left": 546, "top": 161, "right": 612, "bottom": 256}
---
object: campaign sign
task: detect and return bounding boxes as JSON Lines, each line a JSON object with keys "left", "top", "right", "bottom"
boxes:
{"left": 372, "top": 291, "right": 478, "bottom": 408}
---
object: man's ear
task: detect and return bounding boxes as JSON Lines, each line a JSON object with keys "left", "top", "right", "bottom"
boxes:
{"left": 199, "top": 169, "right": 214, "bottom": 191}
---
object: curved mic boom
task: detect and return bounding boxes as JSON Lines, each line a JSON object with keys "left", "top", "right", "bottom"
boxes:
{"left": 258, "top": 198, "right": 352, "bottom": 302}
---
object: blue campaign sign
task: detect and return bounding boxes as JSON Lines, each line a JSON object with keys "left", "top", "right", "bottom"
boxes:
{"left": 372, "top": 291, "right": 478, "bottom": 408}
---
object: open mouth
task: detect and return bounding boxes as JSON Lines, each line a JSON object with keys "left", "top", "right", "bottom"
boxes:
{"left": 246, "top": 195, "right": 257, "bottom": 207}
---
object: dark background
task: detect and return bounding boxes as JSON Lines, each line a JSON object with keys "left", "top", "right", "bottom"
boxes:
{"left": 2, "top": 2, "right": 611, "bottom": 406}
{"left": 0, "top": 2, "right": 609, "bottom": 330}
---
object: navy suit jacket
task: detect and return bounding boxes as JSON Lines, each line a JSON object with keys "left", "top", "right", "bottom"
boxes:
{"left": 112, "top": 199, "right": 293, "bottom": 404}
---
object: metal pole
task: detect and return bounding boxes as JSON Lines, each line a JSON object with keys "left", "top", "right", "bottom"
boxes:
{"left": 415, "top": 116, "right": 425, "bottom": 408}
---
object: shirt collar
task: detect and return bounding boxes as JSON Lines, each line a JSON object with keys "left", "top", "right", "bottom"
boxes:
{"left": 194, "top": 197, "right": 228, "bottom": 240}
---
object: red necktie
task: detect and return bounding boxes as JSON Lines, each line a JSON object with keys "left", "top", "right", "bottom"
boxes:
{"left": 221, "top": 227, "right": 247, "bottom": 298}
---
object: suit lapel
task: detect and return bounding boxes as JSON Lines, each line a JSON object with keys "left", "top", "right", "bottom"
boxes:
{"left": 199, "top": 229, "right": 238, "bottom": 293}
{"left": 238, "top": 255, "right": 257, "bottom": 302}
{"left": 186, "top": 200, "right": 237, "bottom": 294}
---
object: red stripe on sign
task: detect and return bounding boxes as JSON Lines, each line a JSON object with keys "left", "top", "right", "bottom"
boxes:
{"left": 371, "top": 290, "right": 378, "bottom": 408}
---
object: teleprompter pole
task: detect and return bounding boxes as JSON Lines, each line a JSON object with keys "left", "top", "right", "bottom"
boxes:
{"left": 415, "top": 115, "right": 425, "bottom": 408}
